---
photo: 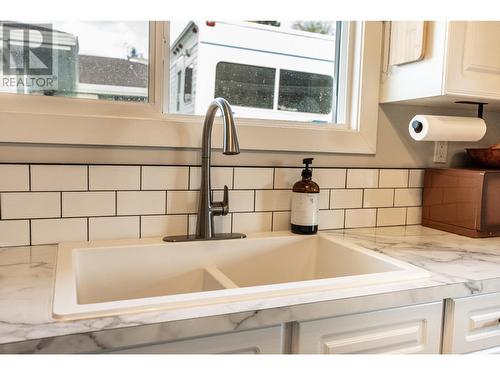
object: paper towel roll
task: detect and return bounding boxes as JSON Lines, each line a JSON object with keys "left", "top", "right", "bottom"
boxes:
{"left": 409, "top": 115, "right": 487, "bottom": 141}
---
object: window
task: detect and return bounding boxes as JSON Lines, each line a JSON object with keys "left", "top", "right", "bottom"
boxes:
{"left": 0, "top": 21, "right": 149, "bottom": 102}
{"left": 169, "top": 21, "right": 341, "bottom": 123}
{"left": 214, "top": 62, "right": 275, "bottom": 109}
{"left": 176, "top": 70, "right": 181, "bottom": 111}
{"left": 184, "top": 64, "right": 193, "bottom": 103}
{"left": 0, "top": 21, "right": 383, "bottom": 154}
{"left": 278, "top": 70, "right": 333, "bottom": 115}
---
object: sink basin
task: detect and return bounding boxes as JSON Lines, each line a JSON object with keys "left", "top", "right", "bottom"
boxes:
{"left": 53, "top": 232, "right": 429, "bottom": 320}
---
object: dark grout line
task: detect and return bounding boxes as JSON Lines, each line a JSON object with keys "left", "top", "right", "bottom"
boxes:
{"left": 253, "top": 190, "right": 256, "bottom": 212}
{"left": 28, "top": 219, "right": 32, "bottom": 246}
{"left": 28, "top": 165, "right": 32, "bottom": 191}
{"left": 139, "top": 165, "right": 143, "bottom": 190}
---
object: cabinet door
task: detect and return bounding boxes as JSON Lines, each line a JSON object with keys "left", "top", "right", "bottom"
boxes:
{"left": 470, "top": 346, "right": 500, "bottom": 354}
{"left": 443, "top": 292, "right": 500, "bottom": 354}
{"left": 446, "top": 21, "right": 500, "bottom": 100}
{"left": 293, "top": 302, "right": 443, "bottom": 354}
{"left": 109, "top": 325, "right": 284, "bottom": 354}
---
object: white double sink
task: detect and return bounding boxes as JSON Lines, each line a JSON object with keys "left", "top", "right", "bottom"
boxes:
{"left": 53, "top": 232, "right": 429, "bottom": 320}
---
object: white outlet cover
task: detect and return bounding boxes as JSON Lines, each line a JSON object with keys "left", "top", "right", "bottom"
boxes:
{"left": 433, "top": 141, "right": 448, "bottom": 163}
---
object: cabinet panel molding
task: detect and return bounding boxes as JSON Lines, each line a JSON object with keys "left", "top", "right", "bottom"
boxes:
{"left": 462, "top": 22, "right": 500, "bottom": 75}
{"left": 109, "top": 325, "right": 284, "bottom": 354}
{"left": 293, "top": 302, "right": 443, "bottom": 354}
{"left": 443, "top": 292, "right": 500, "bottom": 354}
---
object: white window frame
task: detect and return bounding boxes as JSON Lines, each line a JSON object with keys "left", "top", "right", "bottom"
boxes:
{"left": 0, "top": 21, "right": 382, "bottom": 154}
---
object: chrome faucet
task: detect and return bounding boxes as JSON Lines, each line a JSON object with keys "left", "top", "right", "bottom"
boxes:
{"left": 163, "top": 98, "right": 246, "bottom": 242}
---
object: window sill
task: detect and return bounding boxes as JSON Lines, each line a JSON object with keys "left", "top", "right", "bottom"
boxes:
{"left": 0, "top": 109, "right": 376, "bottom": 153}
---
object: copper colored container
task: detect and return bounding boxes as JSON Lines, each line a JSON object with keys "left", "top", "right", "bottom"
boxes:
{"left": 467, "top": 148, "right": 500, "bottom": 169}
{"left": 422, "top": 168, "right": 500, "bottom": 238}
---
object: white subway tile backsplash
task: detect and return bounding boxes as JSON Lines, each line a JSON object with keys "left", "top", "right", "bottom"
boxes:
{"left": 377, "top": 208, "right": 407, "bottom": 227}
{"left": 62, "top": 191, "right": 115, "bottom": 217}
{"left": 0, "top": 165, "right": 425, "bottom": 247}
{"left": 31, "top": 218, "right": 87, "bottom": 245}
{"left": 233, "top": 168, "right": 273, "bottom": 189}
{"left": 345, "top": 208, "right": 377, "bottom": 228}
{"left": 409, "top": 169, "right": 425, "bottom": 188}
{"left": 89, "top": 166, "right": 140, "bottom": 190}
{"left": 313, "top": 168, "right": 346, "bottom": 188}
{"left": 31, "top": 165, "right": 87, "bottom": 191}
{"left": 255, "top": 190, "right": 292, "bottom": 211}
{"left": 379, "top": 169, "right": 408, "bottom": 188}
{"left": 406, "top": 206, "right": 422, "bottom": 225}
{"left": 330, "top": 189, "right": 363, "bottom": 209}
{"left": 272, "top": 211, "right": 291, "bottom": 231}
{"left": 0, "top": 165, "right": 29, "bottom": 191}
{"left": 314, "top": 169, "right": 346, "bottom": 188}
{"left": 142, "top": 166, "right": 189, "bottom": 190}
{"left": 273, "top": 168, "right": 302, "bottom": 189}
{"left": 0, "top": 220, "right": 30, "bottom": 247}
{"left": 188, "top": 214, "right": 232, "bottom": 235}
{"left": 363, "top": 189, "right": 394, "bottom": 208}
{"left": 213, "top": 190, "right": 254, "bottom": 212}
{"left": 190, "top": 167, "right": 233, "bottom": 190}
{"left": 1, "top": 192, "right": 60, "bottom": 219}
{"left": 318, "top": 210, "right": 344, "bottom": 230}
{"left": 141, "top": 215, "right": 188, "bottom": 237}
{"left": 347, "top": 169, "right": 379, "bottom": 188}
{"left": 167, "top": 191, "right": 199, "bottom": 214}
{"left": 117, "top": 191, "right": 166, "bottom": 215}
{"left": 233, "top": 212, "right": 272, "bottom": 233}
{"left": 394, "top": 188, "right": 422, "bottom": 207}
{"left": 274, "top": 168, "right": 346, "bottom": 189}
{"left": 89, "top": 216, "right": 139, "bottom": 240}
{"left": 319, "top": 190, "right": 330, "bottom": 210}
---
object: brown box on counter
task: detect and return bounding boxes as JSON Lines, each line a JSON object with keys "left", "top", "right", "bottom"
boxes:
{"left": 422, "top": 168, "right": 500, "bottom": 238}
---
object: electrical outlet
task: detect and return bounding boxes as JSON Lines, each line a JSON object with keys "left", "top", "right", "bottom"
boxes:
{"left": 433, "top": 141, "right": 448, "bottom": 163}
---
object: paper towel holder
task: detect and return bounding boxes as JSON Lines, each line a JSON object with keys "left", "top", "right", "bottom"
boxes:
{"left": 411, "top": 101, "right": 488, "bottom": 135}
{"left": 455, "top": 101, "right": 488, "bottom": 119}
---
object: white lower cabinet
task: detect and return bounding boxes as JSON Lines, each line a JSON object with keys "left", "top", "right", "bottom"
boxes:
{"left": 443, "top": 292, "right": 500, "bottom": 354}
{"left": 292, "top": 302, "right": 443, "bottom": 354}
{"left": 110, "top": 325, "right": 284, "bottom": 354}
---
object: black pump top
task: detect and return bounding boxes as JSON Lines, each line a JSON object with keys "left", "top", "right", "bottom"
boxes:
{"left": 301, "top": 158, "right": 314, "bottom": 179}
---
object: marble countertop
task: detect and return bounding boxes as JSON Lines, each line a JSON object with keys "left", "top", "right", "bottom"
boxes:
{"left": 2, "top": 225, "right": 500, "bottom": 350}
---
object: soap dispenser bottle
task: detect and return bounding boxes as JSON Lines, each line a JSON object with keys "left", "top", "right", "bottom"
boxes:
{"left": 291, "top": 158, "right": 320, "bottom": 235}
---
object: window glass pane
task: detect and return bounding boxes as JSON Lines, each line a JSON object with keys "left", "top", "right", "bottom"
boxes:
{"left": 215, "top": 62, "right": 275, "bottom": 109}
{"left": 184, "top": 64, "right": 193, "bottom": 103}
{"left": 0, "top": 21, "right": 149, "bottom": 102}
{"left": 278, "top": 70, "right": 333, "bottom": 114}
{"left": 169, "top": 21, "right": 339, "bottom": 123}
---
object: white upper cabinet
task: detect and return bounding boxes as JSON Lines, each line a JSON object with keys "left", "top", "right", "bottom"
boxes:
{"left": 380, "top": 21, "right": 500, "bottom": 111}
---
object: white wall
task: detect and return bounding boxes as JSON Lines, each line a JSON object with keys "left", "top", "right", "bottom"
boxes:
{"left": 0, "top": 103, "right": 498, "bottom": 168}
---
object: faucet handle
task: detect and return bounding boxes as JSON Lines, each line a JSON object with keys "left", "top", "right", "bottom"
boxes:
{"left": 212, "top": 185, "right": 230, "bottom": 216}
{"left": 221, "top": 185, "right": 229, "bottom": 215}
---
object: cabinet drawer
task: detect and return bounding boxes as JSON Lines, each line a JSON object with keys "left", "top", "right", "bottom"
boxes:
{"left": 443, "top": 292, "right": 500, "bottom": 354}
{"left": 293, "top": 302, "right": 443, "bottom": 354}
{"left": 109, "top": 325, "right": 284, "bottom": 354}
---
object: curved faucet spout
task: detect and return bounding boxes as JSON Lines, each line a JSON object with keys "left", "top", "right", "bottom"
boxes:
{"left": 201, "top": 98, "right": 240, "bottom": 158}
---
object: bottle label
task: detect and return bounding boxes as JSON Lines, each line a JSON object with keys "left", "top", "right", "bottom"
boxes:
{"left": 291, "top": 192, "right": 319, "bottom": 226}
